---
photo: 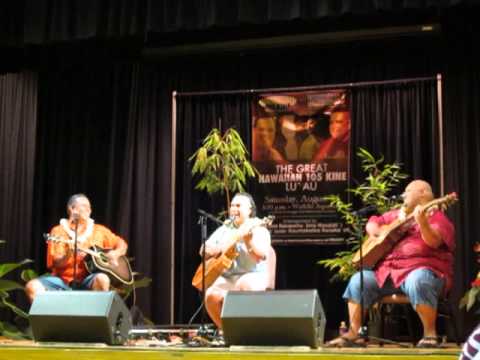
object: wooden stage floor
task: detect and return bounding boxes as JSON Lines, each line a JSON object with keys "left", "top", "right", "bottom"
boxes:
{"left": 0, "top": 338, "right": 462, "bottom": 360}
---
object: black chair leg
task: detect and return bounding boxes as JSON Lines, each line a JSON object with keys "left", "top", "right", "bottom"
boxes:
{"left": 402, "top": 304, "right": 416, "bottom": 345}
{"left": 379, "top": 304, "right": 385, "bottom": 346}
{"left": 439, "top": 300, "right": 460, "bottom": 346}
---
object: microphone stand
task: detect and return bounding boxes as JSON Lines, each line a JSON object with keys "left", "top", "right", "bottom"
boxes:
{"left": 352, "top": 212, "right": 409, "bottom": 348}
{"left": 71, "top": 217, "right": 80, "bottom": 290}
{"left": 196, "top": 209, "right": 223, "bottom": 338}
{"left": 197, "top": 213, "right": 209, "bottom": 337}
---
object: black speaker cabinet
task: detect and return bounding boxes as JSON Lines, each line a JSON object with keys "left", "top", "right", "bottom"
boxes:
{"left": 221, "top": 289, "right": 325, "bottom": 348}
{"left": 29, "top": 291, "right": 132, "bottom": 345}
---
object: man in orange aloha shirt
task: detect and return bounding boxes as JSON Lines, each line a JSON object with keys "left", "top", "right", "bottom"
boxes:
{"left": 25, "top": 193, "right": 128, "bottom": 302}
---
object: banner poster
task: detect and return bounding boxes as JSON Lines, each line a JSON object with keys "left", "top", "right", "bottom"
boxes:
{"left": 251, "top": 89, "right": 350, "bottom": 245}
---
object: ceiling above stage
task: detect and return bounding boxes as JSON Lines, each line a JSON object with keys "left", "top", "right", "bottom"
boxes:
{"left": 0, "top": 0, "right": 477, "bottom": 47}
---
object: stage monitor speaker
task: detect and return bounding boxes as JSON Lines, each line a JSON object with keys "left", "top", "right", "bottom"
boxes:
{"left": 221, "top": 289, "right": 325, "bottom": 348}
{"left": 29, "top": 291, "right": 132, "bottom": 345}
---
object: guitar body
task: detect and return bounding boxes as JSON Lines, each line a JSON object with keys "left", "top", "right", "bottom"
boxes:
{"left": 191, "top": 215, "right": 275, "bottom": 291}
{"left": 352, "top": 225, "right": 406, "bottom": 268}
{"left": 192, "top": 253, "right": 235, "bottom": 291}
{"left": 84, "top": 245, "right": 134, "bottom": 286}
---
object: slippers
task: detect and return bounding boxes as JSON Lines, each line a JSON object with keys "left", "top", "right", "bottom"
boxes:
{"left": 416, "top": 336, "right": 440, "bottom": 348}
{"left": 325, "top": 335, "right": 366, "bottom": 348}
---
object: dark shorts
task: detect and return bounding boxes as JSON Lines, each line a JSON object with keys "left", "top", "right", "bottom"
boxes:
{"left": 37, "top": 273, "right": 99, "bottom": 290}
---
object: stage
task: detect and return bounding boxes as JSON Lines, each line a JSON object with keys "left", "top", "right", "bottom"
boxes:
{"left": 0, "top": 338, "right": 462, "bottom": 360}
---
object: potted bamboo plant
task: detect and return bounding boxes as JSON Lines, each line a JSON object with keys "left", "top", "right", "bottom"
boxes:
{"left": 189, "top": 128, "right": 257, "bottom": 210}
{"left": 318, "top": 148, "right": 408, "bottom": 281}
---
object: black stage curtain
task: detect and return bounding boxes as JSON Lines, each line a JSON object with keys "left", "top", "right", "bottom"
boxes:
{"left": 146, "top": 0, "right": 466, "bottom": 33}
{"left": 351, "top": 80, "right": 440, "bottom": 191}
{"left": 174, "top": 94, "right": 252, "bottom": 323}
{"left": 22, "top": 0, "right": 147, "bottom": 44}
{"left": 0, "top": 2, "right": 24, "bottom": 47}
{"left": 31, "top": 64, "right": 172, "bottom": 323}
{"left": 0, "top": 71, "right": 38, "bottom": 313}
{"left": 443, "top": 57, "right": 480, "bottom": 334}
{"left": 0, "top": 1, "right": 474, "bottom": 46}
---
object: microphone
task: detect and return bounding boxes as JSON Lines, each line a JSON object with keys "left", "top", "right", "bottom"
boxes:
{"left": 197, "top": 209, "right": 223, "bottom": 225}
{"left": 387, "top": 194, "right": 403, "bottom": 201}
{"left": 197, "top": 209, "right": 208, "bottom": 217}
{"left": 226, "top": 215, "right": 236, "bottom": 225}
{"left": 71, "top": 212, "right": 81, "bottom": 223}
{"left": 352, "top": 205, "right": 377, "bottom": 217}
{"left": 352, "top": 194, "right": 402, "bottom": 217}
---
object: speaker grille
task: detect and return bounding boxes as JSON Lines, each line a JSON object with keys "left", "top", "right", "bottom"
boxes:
{"left": 221, "top": 289, "right": 325, "bottom": 348}
{"left": 29, "top": 291, "right": 132, "bottom": 345}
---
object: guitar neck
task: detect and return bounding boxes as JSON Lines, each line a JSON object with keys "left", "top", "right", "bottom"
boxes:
{"left": 389, "top": 193, "right": 457, "bottom": 231}
{"left": 387, "top": 206, "right": 430, "bottom": 232}
{"left": 222, "top": 217, "right": 272, "bottom": 253}
{"left": 224, "top": 233, "right": 243, "bottom": 255}
{"left": 46, "top": 236, "right": 101, "bottom": 259}
{"left": 78, "top": 247, "right": 98, "bottom": 258}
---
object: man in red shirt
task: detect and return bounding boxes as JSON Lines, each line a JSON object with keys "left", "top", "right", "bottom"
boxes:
{"left": 312, "top": 110, "right": 350, "bottom": 162}
{"left": 328, "top": 180, "right": 455, "bottom": 348}
{"left": 25, "top": 194, "right": 128, "bottom": 302}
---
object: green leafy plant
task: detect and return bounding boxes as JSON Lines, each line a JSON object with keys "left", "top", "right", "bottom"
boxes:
{"left": 460, "top": 242, "right": 480, "bottom": 311}
{"left": 189, "top": 128, "right": 257, "bottom": 209}
{"left": 318, "top": 148, "right": 409, "bottom": 282}
{"left": 0, "top": 240, "right": 34, "bottom": 338}
{"left": 0, "top": 261, "right": 31, "bottom": 318}
{"left": 459, "top": 273, "right": 480, "bottom": 312}
{"left": 118, "top": 276, "right": 152, "bottom": 301}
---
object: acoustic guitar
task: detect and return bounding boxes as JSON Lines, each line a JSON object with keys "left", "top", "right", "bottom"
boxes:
{"left": 192, "top": 215, "right": 274, "bottom": 291}
{"left": 45, "top": 234, "right": 134, "bottom": 286}
{"left": 351, "top": 192, "right": 458, "bottom": 269}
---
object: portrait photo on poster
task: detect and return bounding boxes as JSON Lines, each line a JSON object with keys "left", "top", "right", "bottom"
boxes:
{"left": 251, "top": 89, "right": 351, "bottom": 245}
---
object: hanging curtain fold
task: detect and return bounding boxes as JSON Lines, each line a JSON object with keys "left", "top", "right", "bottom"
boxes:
{"left": 0, "top": 71, "right": 38, "bottom": 264}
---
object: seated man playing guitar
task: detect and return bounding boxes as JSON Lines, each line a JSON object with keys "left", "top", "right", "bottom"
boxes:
{"left": 201, "top": 192, "right": 271, "bottom": 330}
{"left": 25, "top": 193, "right": 128, "bottom": 302}
{"left": 328, "top": 180, "right": 455, "bottom": 348}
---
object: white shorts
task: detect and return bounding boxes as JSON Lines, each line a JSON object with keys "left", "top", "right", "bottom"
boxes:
{"left": 206, "top": 271, "right": 269, "bottom": 297}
